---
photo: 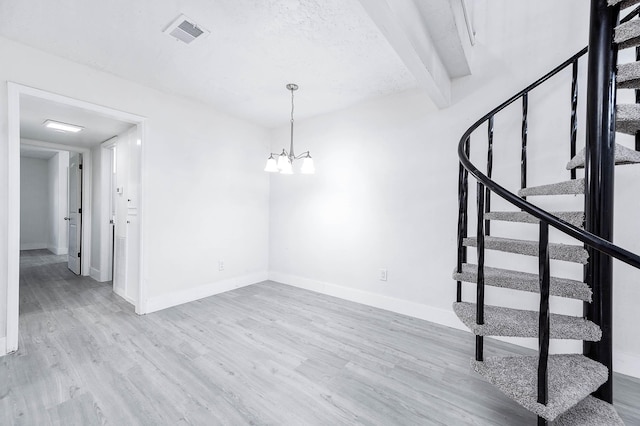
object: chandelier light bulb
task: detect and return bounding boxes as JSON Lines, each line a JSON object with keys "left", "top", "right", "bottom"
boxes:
{"left": 264, "top": 155, "right": 279, "bottom": 172}
{"left": 300, "top": 156, "right": 315, "bottom": 174}
{"left": 279, "top": 158, "right": 293, "bottom": 174}
{"left": 277, "top": 152, "right": 289, "bottom": 170}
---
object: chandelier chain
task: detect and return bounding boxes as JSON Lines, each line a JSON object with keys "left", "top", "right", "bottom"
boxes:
{"left": 291, "top": 87, "right": 295, "bottom": 124}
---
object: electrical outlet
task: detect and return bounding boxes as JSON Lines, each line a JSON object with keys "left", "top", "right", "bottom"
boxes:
{"left": 218, "top": 261, "right": 224, "bottom": 271}
{"left": 380, "top": 269, "right": 387, "bottom": 281}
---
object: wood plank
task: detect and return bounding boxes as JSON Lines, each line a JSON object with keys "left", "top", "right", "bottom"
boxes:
{"left": 5, "top": 249, "right": 639, "bottom": 425}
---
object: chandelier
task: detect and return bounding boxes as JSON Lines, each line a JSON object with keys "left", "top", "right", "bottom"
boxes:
{"left": 264, "top": 83, "right": 315, "bottom": 174}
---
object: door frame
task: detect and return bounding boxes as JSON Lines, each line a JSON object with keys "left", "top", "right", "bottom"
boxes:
{"left": 100, "top": 136, "right": 118, "bottom": 285}
{"left": 7, "top": 82, "right": 148, "bottom": 353}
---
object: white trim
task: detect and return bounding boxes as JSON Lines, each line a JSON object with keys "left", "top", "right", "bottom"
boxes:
{"left": 136, "top": 124, "right": 148, "bottom": 314}
{"left": 114, "top": 287, "right": 136, "bottom": 305}
{"left": 6, "top": 82, "right": 148, "bottom": 354}
{"left": 11, "top": 84, "right": 145, "bottom": 123}
{"left": 89, "top": 267, "right": 101, "bottom": 282}
{"left": 614, "top": 350, "right": 640, "bottom": 378}
{"left": 98, "top": 139, "right": 116, "bottom": 285}
{"left": 80, "top": 151, "right": 92, "bottom": 277}
{"left": 268, "top": 271, "right": 465, "bottom": 330}
{"left": 0, "top": 337, "right": 7, "bottom": 356}
{"left": 21, "top": 138, "right": 91, "bottom": 153}
{"left": 145, "top": 272, "right": 269, "bottom": 314}
{"left": 47, "top": 245, "right": 68, "bottom": 255}
{"left": 20, "top": 243, "right": 48, "bottom": 250}
{"left": 7, "top": 83, "right": 20, "bottom": 353}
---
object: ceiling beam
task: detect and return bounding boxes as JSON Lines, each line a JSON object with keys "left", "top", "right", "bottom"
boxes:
{"left": 357, "top": 0, "right": 452, "bottom": 108}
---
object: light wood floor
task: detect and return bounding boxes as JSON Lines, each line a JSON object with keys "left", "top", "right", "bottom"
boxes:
{"left": 3, "top": 250, "right": 639, "bottom": 425}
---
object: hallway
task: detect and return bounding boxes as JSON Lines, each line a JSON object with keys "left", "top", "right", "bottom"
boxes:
{"left": 2, "top": 250, "right": 639, "bottom": 425}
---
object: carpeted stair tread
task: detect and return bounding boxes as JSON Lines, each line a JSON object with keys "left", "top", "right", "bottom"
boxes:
{"left": 616, "top": 103, "right": 640, "bottom": 135}
{"left": 453, "top": 302, "right": 601, "bottom": 341}
{"left": 484, "top": 211, "right": 584, "bottom": 228}
{"left": 518, "top": 179, "right": 584, "bottom": 197}
{"left": 453, "top": 263, "right": 592, "bottom": 302}
{"left": 617, "top": 61, "right": 640, "bottom": 88}
{"left": 615, "top": 19, "right": 640, "bottom": 49}
{"left": 472, "top": 354, "right": 608, "bottom": 421}
{"left": 554, "top": 395, "right": 624, "bottom": 426}
{"left": 567, "top": 142, "right": 640, "bottom": 169}
{"left": 463, "top": 236, "right": 589, "bottom": 264}
{"left": 609, "top": 0, "right": 640, "bottom": 9}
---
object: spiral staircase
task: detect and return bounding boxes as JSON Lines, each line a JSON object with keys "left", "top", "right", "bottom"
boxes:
{"left": 453, "top": 1, "right": 640, "bottom": 424}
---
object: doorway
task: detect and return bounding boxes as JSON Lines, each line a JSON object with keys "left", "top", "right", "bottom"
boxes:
{"left": 7, "top": 83, "right": 147, "bottom": 353}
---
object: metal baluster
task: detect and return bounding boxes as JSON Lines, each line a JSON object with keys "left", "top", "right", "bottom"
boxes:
{"left": 456, "top": 137, "right": 471, "bottom": 302}
{"left": 538, "top": 222, "right": 550, "bottom": 426}
{"left": 571, "top": 60, "right": 579, "bottom": 179}
{"left": 636, "top": 41, "right": 640, "bottom": 151}
{"left": 476, "top": 181, "right": 485, "bottom": 362}
{"left": 485, "top": 116, "right": 494, "bottom": 235}
{"left": 521, "top": 93, "right": 528, "bottom": 201}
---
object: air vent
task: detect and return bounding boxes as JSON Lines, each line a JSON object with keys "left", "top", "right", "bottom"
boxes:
{"left": 163, "top": 14, "right": 210, "bottom": 45}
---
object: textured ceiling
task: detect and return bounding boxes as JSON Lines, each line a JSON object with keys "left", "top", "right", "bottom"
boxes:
{"left": 0, "top": 0, "right": 423, "bottom": 127}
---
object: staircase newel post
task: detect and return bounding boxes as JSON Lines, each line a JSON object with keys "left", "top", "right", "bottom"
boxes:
{"left": 584, "top": 0, "right": 618, "bottom": 403}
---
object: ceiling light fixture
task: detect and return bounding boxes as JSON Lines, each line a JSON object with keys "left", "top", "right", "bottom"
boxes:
{"left": 265, "top": 84, "right": 315, "bottom": 175}
{"left": 43, "top": 119, "right": 84, "bottom": 133}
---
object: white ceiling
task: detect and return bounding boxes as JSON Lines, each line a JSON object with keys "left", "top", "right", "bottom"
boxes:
{"left": 0, "top": 0, "right": 472, "bottom": 127}
{"left": 20, "top": 95, "right": 135, "bottom": 148}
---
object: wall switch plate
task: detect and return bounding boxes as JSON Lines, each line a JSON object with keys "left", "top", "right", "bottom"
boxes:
{"left": 380, "top": 269, "right": 387, "bottom": 281}
{"left": 218, "top": 261, "right": 224, "bottom": 271}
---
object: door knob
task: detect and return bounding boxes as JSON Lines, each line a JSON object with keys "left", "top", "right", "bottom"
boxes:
{"left": 64, "top": 217, "right": 70, "bottom": 220}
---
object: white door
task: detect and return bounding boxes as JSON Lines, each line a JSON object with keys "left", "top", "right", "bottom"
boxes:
{"left": 67, "top": 154, "right": 82, "bottom": 275}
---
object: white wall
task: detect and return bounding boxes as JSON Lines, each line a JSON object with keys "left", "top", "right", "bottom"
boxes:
{"left": 20, "top": 157, "right": 49, "bottom": 250}
{"left": 0, "top": 35, "right": 271, "bottom": 341}
{"left": 47, "top": 151, "right": 69, "bottom": 255}
{"left": 269, "top": 0, "right": 640, "bottom": 378}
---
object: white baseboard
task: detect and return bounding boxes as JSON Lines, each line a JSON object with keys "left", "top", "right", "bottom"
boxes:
{"left": 48, "top": 245, "right": 68, "bottom": 255}
{"left": 269, "top": 272, "right": 640, "bottom": 379}
{"left": 268, "top": 271, "right": 465, "bottom": 331}
{"left": 113, "top": 286, "right": 136, "bottom": 305}
{"left": 614, "top": 350, "right": 640, "bottom": 378}
{"left": 90, "top": 267, "right": 100, "bottom": 281}
{"left": 144, "top": 271, "right": 269, "bottom": 314}
{"left": 20, "top": 242, "right": 47, "bottom": 250}
{"left": 89, "top": 267, "right": 111, "bottom": 282}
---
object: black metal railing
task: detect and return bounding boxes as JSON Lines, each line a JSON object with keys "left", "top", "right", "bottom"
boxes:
{"left": 521, "top": 93, "right": 528, "bottom": 199}
{"left": 455, "top": 48, "right": 591, "bottom": 413}
{"left": 455, "top": 46, "right": 590, "bottom": 315}
{"left": 456, "top": 10, "right": 640, "bottom": 420}
{"left": 476, "top": 181, "right": 485, "bottom": 362}
{"left": 537, "top": 221, "right": 550, "bottom": 412}
{"left": 570, "top": 59, "right": 579, "bottom": 179}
